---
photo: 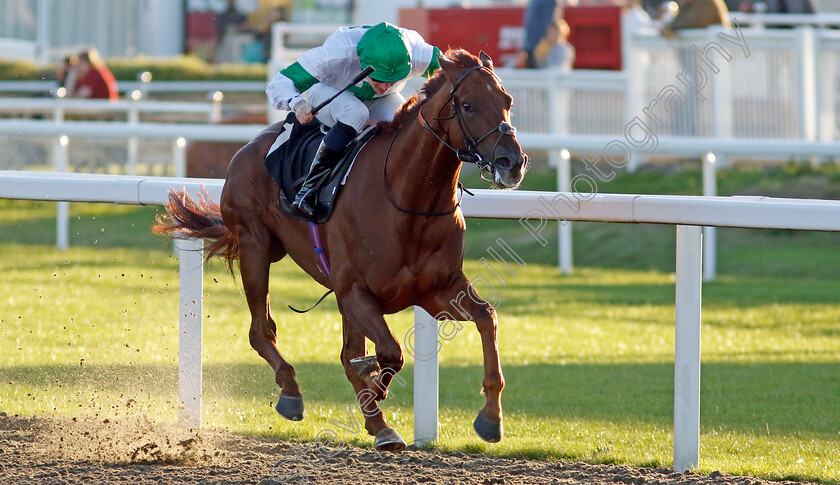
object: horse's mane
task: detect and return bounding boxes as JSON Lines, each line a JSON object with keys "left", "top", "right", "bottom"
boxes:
{"left": 379, "top": 49, "right": 482, "bottom": 133}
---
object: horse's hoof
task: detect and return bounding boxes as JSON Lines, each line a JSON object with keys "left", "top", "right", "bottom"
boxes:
{"left": 473, "top": 413, "right": 503, "bottom": 443}
{"left": 275, "top": 395, "right": 304, "bottom": 421}
{"left": 350, "top": 355, "right": 380, "bottom": 378}
{"left": 374, "top": 427, "right": 406, "bottom": 452}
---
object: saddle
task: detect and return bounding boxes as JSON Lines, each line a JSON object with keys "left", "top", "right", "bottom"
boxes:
{"left": 264, "top": 112, "right": 376, "bottom": 223}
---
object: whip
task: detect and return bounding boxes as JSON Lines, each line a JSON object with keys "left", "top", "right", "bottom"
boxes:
{"left": 311, "top": 66, "right": 375, "bottom": 115}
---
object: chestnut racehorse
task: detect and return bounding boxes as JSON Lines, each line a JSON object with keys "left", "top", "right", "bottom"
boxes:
{"left": 154, "top": 49, "right": 527, "bottom": 451}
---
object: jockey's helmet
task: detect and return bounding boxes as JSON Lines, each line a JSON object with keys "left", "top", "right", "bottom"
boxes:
{"left": 357, "top": 22, "right": 411, "bottom": 83}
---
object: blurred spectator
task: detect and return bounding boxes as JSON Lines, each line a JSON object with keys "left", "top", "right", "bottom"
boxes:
{"left": 533, "top": 19, "right": 576, "bottom": 69}
{"left": 215, "top": 0, "right": 249, "bottom": 63}
{"left": 246, "top": 5, "right": 288, "bottom": 63}
{"left": 757, "top": 0, "right": 814, "bottom": 12}
{"left": 661, "top": 0, "right": 732, "bottom": 38}
{"left": 653, "top": 0, "right": 680, "bottom": 26}
{"left": 516, "top": 0, "right": 562, "bottom": 68}
{"left": 56, "top": 55, "right": 78, "bottom": 97}
{"left": 623, "top": 0, "right": 656, "bottom": 32}
{"left": 723, "top": 0, "right": 745, "bottom": 10}
{"left": 71, "top": 49, "right": 118, "bottom": 100}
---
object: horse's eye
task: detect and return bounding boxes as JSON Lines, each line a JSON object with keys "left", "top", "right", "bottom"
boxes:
{"left": 461, "top": 102, "right": 472, "bottom": 112}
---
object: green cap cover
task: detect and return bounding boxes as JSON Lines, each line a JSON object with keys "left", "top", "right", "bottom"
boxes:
{"left": 357, "top": 22, "right": 411, "bottom": 83}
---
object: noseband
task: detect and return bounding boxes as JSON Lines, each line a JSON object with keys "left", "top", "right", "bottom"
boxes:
{"left": 417, "top": 65, "right": 518, "bottom": 180}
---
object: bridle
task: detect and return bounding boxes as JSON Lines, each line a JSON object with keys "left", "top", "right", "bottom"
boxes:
{"left": 384, "top": 63, "right": 519, "bottom": 216}
{"left": 417, "top": 65, "right": 518, "bottom": 182}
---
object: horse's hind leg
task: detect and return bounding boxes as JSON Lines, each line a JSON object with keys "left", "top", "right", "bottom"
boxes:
{"left": 239, "top": 230, "right": 303, "bottom": 420}
{"left": 337, "top": 286, "right": 404, "bottom": 398}
{"left": 420, "top": 273, "right": 505, "bottom": 443}
{"left": 336, "top": 287, "right": 409, "bottom": 451}
{"left": 339, "top": 316, "right": 406, "bottom": 452}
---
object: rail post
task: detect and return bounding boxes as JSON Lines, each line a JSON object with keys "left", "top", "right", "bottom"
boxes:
{"left": 673, "top": 225, "right": 702, "bottom": 472}
{"left": 557, "top": 148, "right": 573, "bottom": 274}
{"left": 413, "top": 306, "right": 439, "bottom": 447}
{"left": 817, "top": 32, "right": 836, "bottom": 162}
{"left": 53, "top": 103, "right": 69, "bottom": 250}
{"left": 35, "top": 0, "right": 51, "bottom": 64}
{"left": 701, "top": 152, "right": 717, "bottom": 282}
{"left": 177, "top": 237, "right": 204, "bottom": 428}
{"left": 127, "top": 71, "right": 151, "bottom": 175}
{"left": 209, "top": 91, "right": 223, "bottom": 123}
{"left": 548, "top": 70, "right": 573, "bottom": 275}
{"left": 174, "top": 137, "right": 187, "bottom": 178}
{"left": 127, "top": 103, "right": 140, "bottom": 175}
{"left": 796, "top": 27, "right": 817, "bottom": 165}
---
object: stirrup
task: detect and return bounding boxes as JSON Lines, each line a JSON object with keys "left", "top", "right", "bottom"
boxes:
{"left": 291, "top": 187, "right": 317, "bottom": 216}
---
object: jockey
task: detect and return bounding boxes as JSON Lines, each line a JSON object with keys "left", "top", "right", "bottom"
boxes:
{"left": 266, "top": 22, "right": 442, "bottom": 217}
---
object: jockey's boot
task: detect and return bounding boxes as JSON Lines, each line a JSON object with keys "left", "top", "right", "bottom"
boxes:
{"left": 291, "top": 121, "right": 357, "bottom": 217}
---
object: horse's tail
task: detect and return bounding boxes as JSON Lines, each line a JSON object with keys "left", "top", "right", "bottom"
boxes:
{"left": 152, "top": 187, "right": 239, "bottom": 273}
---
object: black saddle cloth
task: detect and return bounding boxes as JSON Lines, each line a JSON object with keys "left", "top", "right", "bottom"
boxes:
{"left": 264, "top": 112, "right": 376, "bottom": 223}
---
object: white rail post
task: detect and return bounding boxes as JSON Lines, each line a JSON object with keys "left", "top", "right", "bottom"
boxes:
{"left": 53, "top": 104, "right": 69, "bottom": 250}
{"left": 625, "top": 30, "right": 646, "bottom": 172}
{"left": 173, "top": 137, "right": 187, "bottom": 178}
{"left": 413, "top": 306, "right": 439, "bottom": 447}
{"left": 704, "top": 25, "right": 732, "bottom": 282}
{"left": 710, "top": 34, "right": 732, "bottom": 168}
{"left": 209, "top": 91, "right": 224, "bottom": 123}
{"left": 674, "top": 225, "right": 702, "bottom": 473}
{"left": 701, "top": 152, "right": 717, "bottom": 282}
{"left": 127, "top": 80, "right": 147, "bottom": 175}
{"left": 548, "top": 70, "right": 573, "bottom": 275}
{"left": 35, "top": 0, "right": 51, "bottom": 64}
{"left": 817, "top": 35, "right": 836, "bottom": 159}
{"left": 557, "top": 148, "right": 573, "bottom": 274}
{"left": 796, "top": 27, "right": 817, "bottom": 165}
{"left": 127, "top": 108, "right": 139, "bottom": 175}
{"left": 177, "top": 237, "right": 204, "bottom": 428}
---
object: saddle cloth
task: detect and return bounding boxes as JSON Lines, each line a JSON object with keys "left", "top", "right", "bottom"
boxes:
{"left": 264, "top": 112, "right": 376, "bottom": 223}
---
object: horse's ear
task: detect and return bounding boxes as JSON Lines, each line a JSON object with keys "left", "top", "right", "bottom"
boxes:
{"left": 439, "top": 54, "right": 458, "bottom": 79}
{"left": 478, "top": 51, "right": 494, "bottom": 70}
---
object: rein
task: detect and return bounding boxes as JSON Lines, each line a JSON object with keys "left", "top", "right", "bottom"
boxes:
{"left": 382, "top": 128, "right": 469, "bottom": 216}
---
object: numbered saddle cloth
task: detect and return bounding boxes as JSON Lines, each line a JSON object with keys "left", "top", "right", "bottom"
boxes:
{"left": 264, "top": 112, "right": 376, "bottom": 223}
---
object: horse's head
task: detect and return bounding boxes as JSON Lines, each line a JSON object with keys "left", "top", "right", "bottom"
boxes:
{"left": 434, "top": 50, "right": 528, "bottom": 189}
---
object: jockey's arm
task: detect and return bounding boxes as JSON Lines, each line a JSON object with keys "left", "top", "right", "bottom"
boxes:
{"left": 400, "top": 28, "right": 441, "bottom": 79}
{"left": 422, "top": 46, "right": 443, "bottom": 78}
{"left": 266, "top": 40, "right": 338, "bottom": 114}
{"left": 266, "top": 62, "right": 318, "bottom": 114}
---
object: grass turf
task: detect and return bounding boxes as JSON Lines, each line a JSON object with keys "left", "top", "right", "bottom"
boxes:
{"left": 0, "top": 163, "right": 838, "bottom": 482}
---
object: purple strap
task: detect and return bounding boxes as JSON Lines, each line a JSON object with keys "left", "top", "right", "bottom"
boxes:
{"left": 308, "top": 222, "right": 331, "bottom": 278}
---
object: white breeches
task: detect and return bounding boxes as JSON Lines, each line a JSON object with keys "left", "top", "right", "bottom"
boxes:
{"left": 306, "top": 83, "right": 406, "bottom": 133}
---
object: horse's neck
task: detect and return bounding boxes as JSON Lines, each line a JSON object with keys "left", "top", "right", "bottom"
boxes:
{"left": 386, "top": 102, "right": 462, "bottom": 214}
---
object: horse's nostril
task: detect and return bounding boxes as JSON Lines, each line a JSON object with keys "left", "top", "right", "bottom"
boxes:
{"left": 495, "top": 157, "right": 512, "bottom": 170}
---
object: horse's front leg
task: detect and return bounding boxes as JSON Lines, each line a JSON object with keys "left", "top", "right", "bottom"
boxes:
{"left": 420, "top": 273, "right": 505, "bottom": 443}
{"left": 337, "top": 285, "right": 406, "bottom": 451}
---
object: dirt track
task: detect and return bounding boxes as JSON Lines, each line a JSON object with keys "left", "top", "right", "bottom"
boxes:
{"left": 0, "top": 415, "right": 819, "bottom": 485}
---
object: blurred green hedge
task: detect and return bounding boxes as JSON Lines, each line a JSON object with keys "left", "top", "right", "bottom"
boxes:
{"left": 0, "top": 56, "right": 267, "bottom": 82}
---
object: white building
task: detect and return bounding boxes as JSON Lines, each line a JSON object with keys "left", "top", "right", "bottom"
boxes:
{"left": 0, "top": 0, "right": 186, "bottom": 62}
